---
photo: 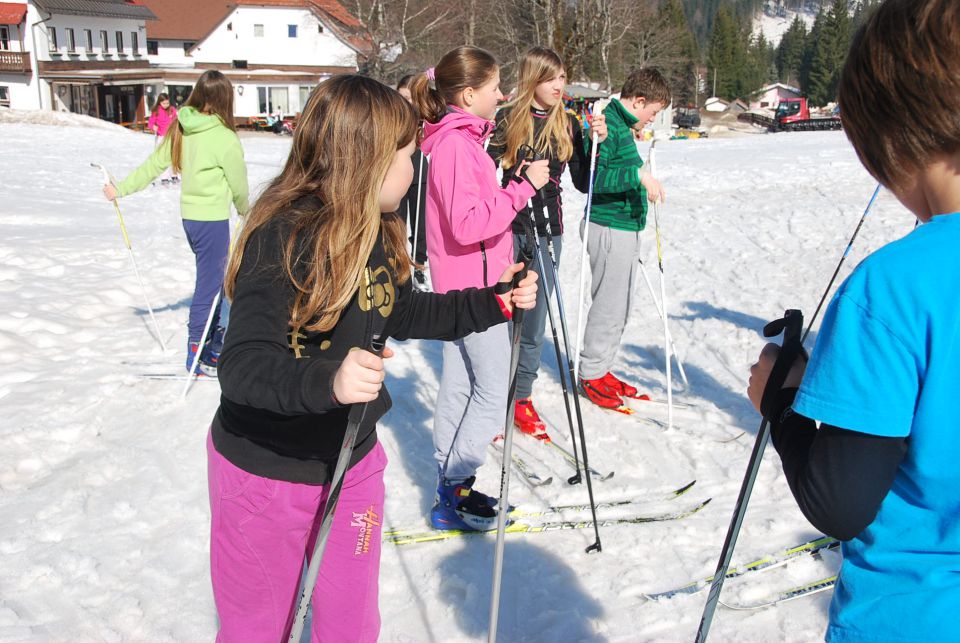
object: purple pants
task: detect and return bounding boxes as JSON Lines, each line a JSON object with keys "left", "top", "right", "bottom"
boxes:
{"left": 182, "top": 219, "right": 230, "bottom": 345}
{"left": 207, "top": 433, "right": 386, "bottom": 642}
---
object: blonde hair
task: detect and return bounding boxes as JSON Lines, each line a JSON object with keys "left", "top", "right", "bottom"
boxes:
{"left": 410, "top": 46, "right": 499, "bottom": 124}
{"left": 167, "top": 70, "right": 235, "bottom": 174}
{"left": 225, "top": 75, "right": 417, "bottom": 334}
{"left": 492, "top": 48, "right": 572, "bottom": 170}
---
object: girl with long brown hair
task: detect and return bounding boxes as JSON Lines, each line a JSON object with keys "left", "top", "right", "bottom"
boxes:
{"left": 104, "top": 70, "right": 248, "bottom": 375}
{"left": 409, "top": 46, "right": 550, "bottom": 531}
{"left": 208, "top": 74, "right": 536, "bottom": 641}
{"left": 487, "top": 47, "right": 607, "bottom": 439}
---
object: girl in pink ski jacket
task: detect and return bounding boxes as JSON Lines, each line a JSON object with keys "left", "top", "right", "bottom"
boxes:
{"left": 148, "top": 93, "right": 177, "bottom": 137}
{"left": 411, "top": 46, "right": 549, "bottom": 532}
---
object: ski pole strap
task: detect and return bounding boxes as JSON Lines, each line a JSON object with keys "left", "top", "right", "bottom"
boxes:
{"left": 759, "top": 309, "right": 807, "bottom": 421}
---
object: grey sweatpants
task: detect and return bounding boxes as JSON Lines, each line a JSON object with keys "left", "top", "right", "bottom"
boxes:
{"left": 578, "top": 221, "right": 643, "bottom": 381}
{"left": 513, "top": 233, "right": 563, "bottom": 400}
{"left": 433, "top": 324, "right": 511, "bottom": 481}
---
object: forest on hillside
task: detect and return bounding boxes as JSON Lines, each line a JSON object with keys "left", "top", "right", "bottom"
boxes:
{"left": 353, "top": 0, "right": 880, "bottom": 107}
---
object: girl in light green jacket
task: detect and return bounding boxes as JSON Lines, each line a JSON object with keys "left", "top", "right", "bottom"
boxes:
{"left": 104, "top": 70, "right": 249, "bottom": 374}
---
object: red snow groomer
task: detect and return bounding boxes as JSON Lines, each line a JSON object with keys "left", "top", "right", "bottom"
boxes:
{"left": 740, "top": 97, "right": 843, "bottom": 132}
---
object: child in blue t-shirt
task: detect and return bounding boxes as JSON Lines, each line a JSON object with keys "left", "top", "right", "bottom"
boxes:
{"left": 746, "top": 1, "right": 960, "bottom": 641}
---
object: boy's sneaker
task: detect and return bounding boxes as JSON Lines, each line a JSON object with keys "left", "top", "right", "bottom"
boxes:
{"left": 602, "top": 372, "right": 650, "bottom": 400}
{"left": 514, "top": 398, "right": 550, "bottom": 441}
{"left": 579, "top": 376, "right": 624, "bottom": 410}
{"left": 430, "top": 475, "right": 498, "bottom": 531}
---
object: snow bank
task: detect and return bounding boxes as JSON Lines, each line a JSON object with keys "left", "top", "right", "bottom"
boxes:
{"left": 0, "top": 108, "right": 133, "bottom": 132}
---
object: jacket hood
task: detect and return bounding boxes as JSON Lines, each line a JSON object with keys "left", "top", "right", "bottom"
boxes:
{"left": 421, "top": 106, "right": 495, "bottom": 155}
{"left": 177, "top": 106, "right": 227, "bottom": 134}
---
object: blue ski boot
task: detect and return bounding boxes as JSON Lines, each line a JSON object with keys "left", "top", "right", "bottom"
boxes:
{"left": 430, "top": 475, "right": 499, "bottom": 531}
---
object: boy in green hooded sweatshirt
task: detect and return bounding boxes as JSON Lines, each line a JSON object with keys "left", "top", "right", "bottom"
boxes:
{"left": 578, "top": 68, "right": 671, "bottom": 410}
{"left": 104, "top": 71, "right": 249, "bottom": 375}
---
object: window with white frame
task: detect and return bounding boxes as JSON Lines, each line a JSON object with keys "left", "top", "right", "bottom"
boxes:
{"left": 131, "top": 31, "right": 139, "bottom": 54}
{"left": 100, "top": 30, "right": 109, "bottom": 53}
{"left": 84, "top": 29, "right": 93, "bottom": 52}
{"left": 115, "top": 31, "right": 123, "bottom": 53}
{"left": 182, "top": 41, "right": 195, "bottom": 53}
{"left": 66, "top": 28, "right": 76, "bottom": 53}
{"left": 147, "top": 39, "right": 158, "bottom": 55}
{"left": 0, "top": 26, "right": 10, "bottom": 51}
{"left": 317, "top": 24, "right": 324, "bottom": 34}
{"left": 0, "top": 86, "right": 10, "bottom": 107}
{"left": 288, "top": 25, "right": 297, "bottom": 38}
{"left": 299, "top": 86, "right": 312, "bottom": 111}
{"left": 48, "top": 27, "right": 58, "bottom": 52}
{"left": 254, "top": 24, "right": 264, "bottom": 37}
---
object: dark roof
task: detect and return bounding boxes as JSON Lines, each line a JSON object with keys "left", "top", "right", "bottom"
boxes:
{"left": 34, "top": 0, "right": 157, "bottom": 20}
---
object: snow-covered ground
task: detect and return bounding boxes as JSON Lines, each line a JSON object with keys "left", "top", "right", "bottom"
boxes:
{"left": 0, "top": 117, "right": 910, "bottom": 642}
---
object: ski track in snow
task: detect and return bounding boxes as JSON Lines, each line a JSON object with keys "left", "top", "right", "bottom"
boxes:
{"left": 0, "top": 122, "right": 909, "bottom": 641}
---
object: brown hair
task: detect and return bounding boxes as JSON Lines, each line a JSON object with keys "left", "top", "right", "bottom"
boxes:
{"left": 224, "top": 75, "right": 417, "bottom": 334}
{"left": 620, "top": 68, "right": 672, "bottom": 105}
{"left": 167, "top": 70, "right": 235, "bottom": 173}
{"left": 838, "top": 0, "right": 960, "bottom": 192}
{"left": 151, "top": 92, "right": 171, "bottom": 115}
{"left": 492, "top": 47, "right": 573, "bottom": 169}
{"left": 409, "top": 46, "right": 499, "bottom": 124}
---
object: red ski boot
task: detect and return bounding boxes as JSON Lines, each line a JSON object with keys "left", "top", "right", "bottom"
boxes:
{"left": 602, "top": 372, "right": 651, "bottom": 400}
{"left": 578, "top": 376, "right": 630, "bottom": 413}
{"left": 514, "top": 398, "right": 551, "bottom": 441}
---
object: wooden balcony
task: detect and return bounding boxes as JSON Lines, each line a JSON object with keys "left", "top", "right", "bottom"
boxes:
{"left": 0, "top": 50, "right": 31, "bottom": 73}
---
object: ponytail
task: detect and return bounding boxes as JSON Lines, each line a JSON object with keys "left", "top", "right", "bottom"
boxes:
{"left": 410, "top": 46, "right": 499, "bottom": 124}
{"left": 410, "top": 73, "right": 446, "bottom": 124}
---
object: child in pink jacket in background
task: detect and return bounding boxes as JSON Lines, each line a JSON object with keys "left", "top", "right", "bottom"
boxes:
{"left": 148, "top": 93, "right": 178, "bottom": 184}
{"left": 411, "top": 46, "right": 550, "bottom": 531}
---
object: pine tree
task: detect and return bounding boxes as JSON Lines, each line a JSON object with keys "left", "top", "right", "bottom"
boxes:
{"left": 776, "top": 15, "right": 807, "bottom": 86}
{"left": 706, "top": 5, "right": 739, "bottom": 99}
{"left": 806, "top": 0, "right": 852, "bottom": 105}
{"left": 800, "top": 8, "right": 824, "bottom": 96}
{"left": 659, "top": 0, "right": 700, "bottom": 105}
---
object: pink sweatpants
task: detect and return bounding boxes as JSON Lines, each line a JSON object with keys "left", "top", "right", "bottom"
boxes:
{"left": 207, "top": 432, "right": 386, "bottom": 642}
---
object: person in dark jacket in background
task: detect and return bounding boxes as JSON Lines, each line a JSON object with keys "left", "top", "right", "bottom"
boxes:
{"left": 487, "top": 46, "right": 607, "bottom": 439}
{"left": 398, "top": 74, "right": 429, "bottom": 289}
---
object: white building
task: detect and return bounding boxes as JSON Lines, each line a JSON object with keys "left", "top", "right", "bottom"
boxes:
{"left": 749, "top": 82, "right": 802, "bottom": 110}
{"left": 1, "top": 0, "right": 368, "bottom": 125}
{"left": 144, "top": 0, "right": 368, "bottom": 118}
{"left": 1, "top": 0, "right": 156, "bottom": 116}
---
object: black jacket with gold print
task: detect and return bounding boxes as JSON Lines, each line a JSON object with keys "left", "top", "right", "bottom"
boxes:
{"left": 211, "top": 197, "right": 509, "bottom": 484}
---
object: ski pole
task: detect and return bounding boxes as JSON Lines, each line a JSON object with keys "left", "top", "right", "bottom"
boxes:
{"left": 536, "top": 225, "right": 603, "bottom": 542}
{"left": 527, "top": 201, "right": 581, "bottom": 483}
{"left": 488, "top": 215, "right": 537, "bottom": 643}
{"left": 648, "top": 143, "right": 673, "bottom": 429}
{"left": 92, "top": 163, "right": 167, "bottom": 353}
{"left": 801, "top": 183, "right": 882, "bottom": 344}
{"left": 696, "top": 185, "right": 881, "bottom": 638}
{"left": 411, "top": 151, "right": 426, "bottom": 274}
{"left": 181, "top": 289, "right": 221, "bottom": 398}
{"left": 695, "top": 309, "right": 806, "bottom": 642}
{"left": 288, "top": 277, "right": 385, "bottom": 643}
{"left": 573, "top": 99, "right": 609, "bottom": 381}
{"left": 517, "top": 146, "right": 601, "bottom": 541}
{"left": 637, "top": 257, "right": 689, "bottom": 387}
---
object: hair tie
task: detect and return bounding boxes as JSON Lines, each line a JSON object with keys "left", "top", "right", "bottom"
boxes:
{"left": 426, "top": 67, "right": 436, "bottom": 81}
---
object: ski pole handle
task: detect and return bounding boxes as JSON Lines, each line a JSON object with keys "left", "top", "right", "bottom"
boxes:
{"left": 759, "top": 309, "right": 806, "bottom": 421}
